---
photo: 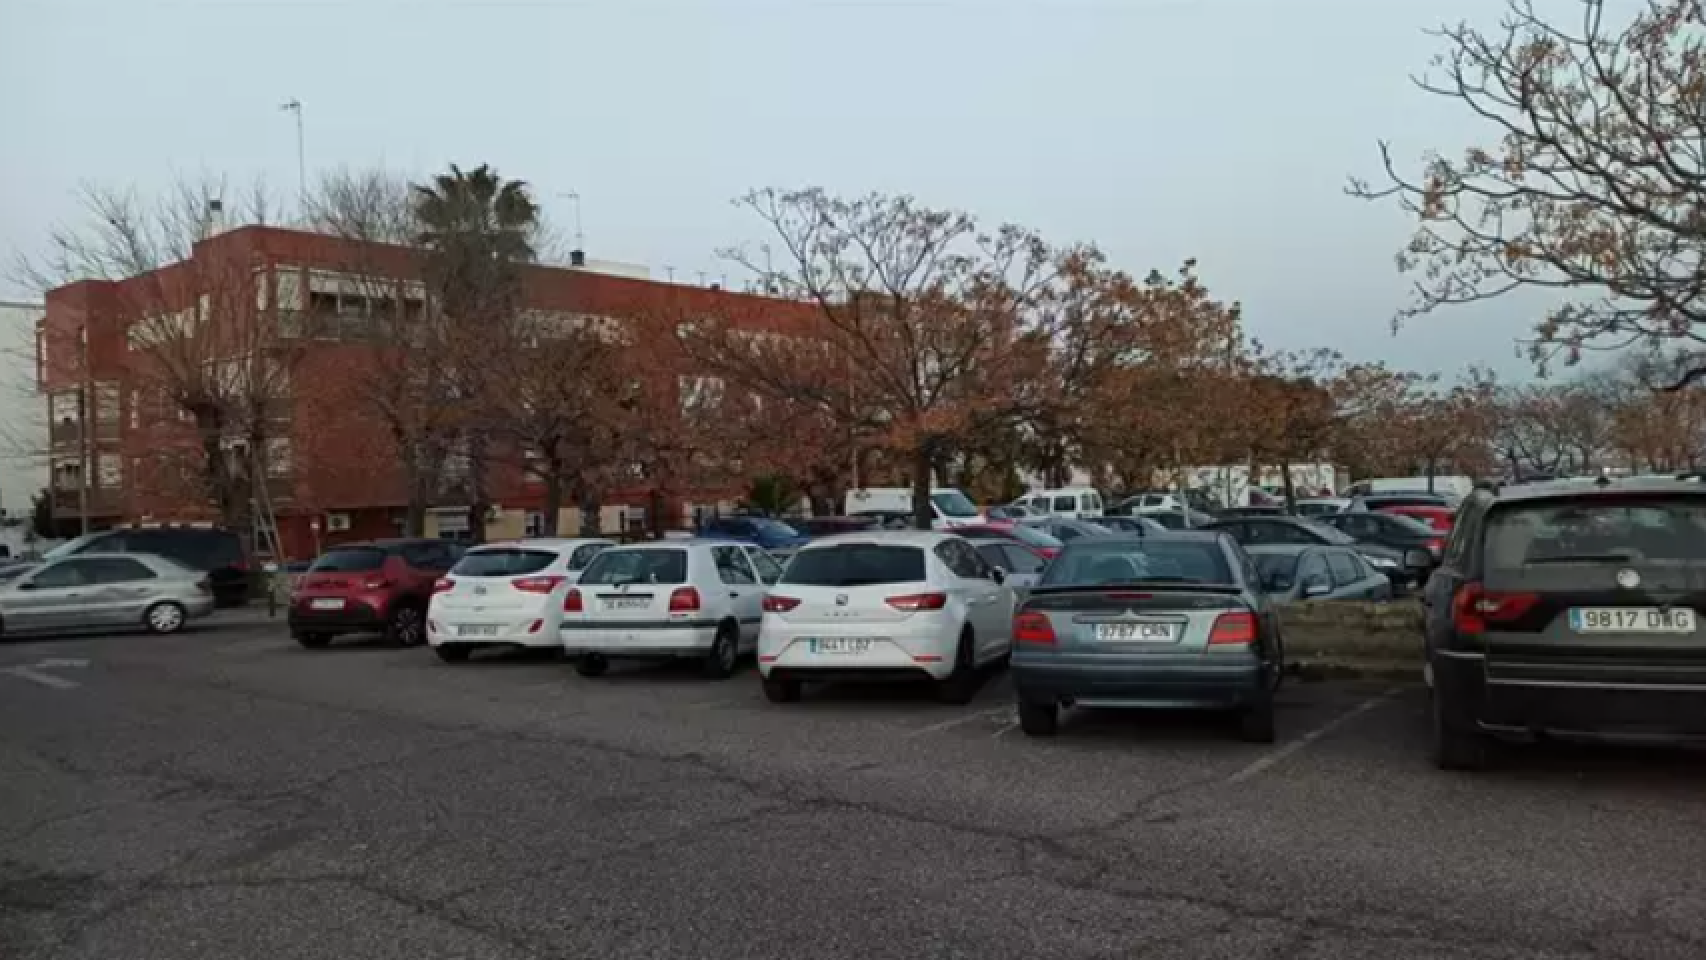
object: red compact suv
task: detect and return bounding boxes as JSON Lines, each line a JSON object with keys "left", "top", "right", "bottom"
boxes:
{"left": 289, "top": 539, "right": 465, "bottom": 649}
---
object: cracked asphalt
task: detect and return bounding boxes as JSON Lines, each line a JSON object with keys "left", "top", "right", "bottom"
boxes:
{"left": 4, "top": 617, "right": 1706, "bottom": 959}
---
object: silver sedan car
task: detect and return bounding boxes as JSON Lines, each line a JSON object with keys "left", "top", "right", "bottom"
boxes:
{"left": 0, "top": 552, "right": 215, "bottom": 637}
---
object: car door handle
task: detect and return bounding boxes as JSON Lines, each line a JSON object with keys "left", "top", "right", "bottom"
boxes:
{"left": 729, "top": 592, "right": 741, "bottom": 598}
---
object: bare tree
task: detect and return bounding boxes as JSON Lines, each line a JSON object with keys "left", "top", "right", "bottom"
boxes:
{"left": 1351, "top": 0, "right": 1706, "bottom": 381}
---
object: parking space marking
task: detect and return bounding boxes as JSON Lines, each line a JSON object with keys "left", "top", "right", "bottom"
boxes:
{"left": 0, "top": 666, "right": 81, "bottom": 690}
{"left": 905, "top": 707, "right": 1013, "bottom": 738}
{"left": 1224, "top": 688, "right": 1397, "bottom": 784}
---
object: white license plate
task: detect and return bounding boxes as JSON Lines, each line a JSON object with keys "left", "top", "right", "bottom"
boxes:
{"left": 604, "top": 597, "right": 650, "bottom": 610}
{"left": 458, "top": 625, "right": 500, "bottom": 637}
{"left": 809, "top": 637, "right": 876, "bottom": 654}
{"left": 309, "top": 598, "right": 345, "bottom": 611}
{"left": 1569, "top": 607, "right": 1697, "bottom": 634}
{"left": 1094, "top": 622, "right": 1177, "bottom": 643}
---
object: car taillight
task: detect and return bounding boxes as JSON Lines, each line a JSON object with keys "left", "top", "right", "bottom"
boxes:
{"left": 512, "top": 575, "right": 566, "bottom": 594}
{"left": 669, "top": 586, "right": 701, "bottom": 612}
{"left": 762, "top": 595, "right": 800, "bottom": 613}
{"left": 1013, "top": 611, "right": 1056, "bottom": 646}
{"left": 1427, "top": 538, "right": 1445, "bottom": 553}
{"left": 563, "top": 589, "right": 583, "bottom": 612}
{"left": 432, "top": 578, "right": 455, "bottom": 594}
{"left": 1208, "top": 612, "right": 1257, "bottom": 646}
{"left": 1037, "top": 548, "right": 1059, "bottom": 560}
{"left": 886, "top": 592, "right": 947, "bottom": 611}
{"left": 1451, "top": 583, "right": 1538, "bottom": 634}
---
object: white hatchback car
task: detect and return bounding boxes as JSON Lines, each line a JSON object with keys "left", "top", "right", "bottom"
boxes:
{"left": 427, "top": 538, "right": 614, "bottom": 662}
{"left": 756, "top": 531, "right": 1014, "bottom": 705}
{"left": 560, "top": 539, "right": 784, "bottom": 679}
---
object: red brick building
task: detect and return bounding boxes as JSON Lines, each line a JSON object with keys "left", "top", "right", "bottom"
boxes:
{"left": 37, "top": 224, "right": 814, "bottom": 560}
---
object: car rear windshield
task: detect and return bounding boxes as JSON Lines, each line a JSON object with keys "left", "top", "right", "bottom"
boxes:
{"left": 452, "top": 548, "right": 558, "bottom": 577}
{"left": 781, "top": 544, "right": 926, "bottom": 587}
{"left": 1485, "top": 497, "right": 1706, "bottom": 569}
{"left": 1041, "top": 541, "right": 1233, "bottom": 587}
{"left": 1006, "top": 526, "right": 1063, "bottom": 548}
{"left": 577, "top": 549, "right": 688, "bottom": 586}
{"left": 310, "top": 547, "right": 387, "bottom": 573}
{"left": 1251, "top": 552, "right": 1300, "bottom": 589}
{"left": 930, "top": 491, "right": 980, "bottom": 518}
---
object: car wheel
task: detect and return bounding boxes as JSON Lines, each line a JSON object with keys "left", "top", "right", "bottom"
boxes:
{"left": 1237, "top": 688, "right": 1277, "bottom": 744}
{"left": 702, "top": 622, "right": 740, "bottom": 679}
{"left": 574, "top": 653, "right": 609, "bottom": 678}
{"left": 385, "top": 604, "right": 425, "bottom": 647}
{"left": 294, "top": 632, "right": 330, "bottom": 650}
{"left": 1018, "top": 699, "right": 1058, "bottom": 737}
{"left": 435, "top": 645, "right": 472, "bottom": 664}
{"left": 1431, "top": 684, "right": 1488, "bottom": 771}
{"left": 144, "top": 601, "right": 187, "bottom": 635}
{"left": 762, "top": 672, "right": 802, "bottom": 703}
{"left": 1267, "top": 633, "right": 1286, "bottom": 692}
{"left": 935, "top": 629, "right": 980, "bottom": 705}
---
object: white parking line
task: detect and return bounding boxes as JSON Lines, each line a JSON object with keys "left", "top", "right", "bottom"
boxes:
{"left": 0, "top": 666, "right": 80, "bottom": 690}
{"left": 905, "top": 707, "right": 1013, "bottom": 738}
{"left": 1224, "top": 688, "right": 1397, "bottom": 784}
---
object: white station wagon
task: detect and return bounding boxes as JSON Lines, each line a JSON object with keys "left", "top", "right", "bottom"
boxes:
{"left": 560, "top": 540, "right": 784, "bottom": 679}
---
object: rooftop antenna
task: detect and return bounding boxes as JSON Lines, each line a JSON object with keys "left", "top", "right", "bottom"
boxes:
{"left": 664, "top": 266, "right": 676, "bottom": 283}
{"left": 279, "top": 99, "right": 305, "bottom": 215}
{"left": 558, "top": 191, "right": 584, "bottom": 253}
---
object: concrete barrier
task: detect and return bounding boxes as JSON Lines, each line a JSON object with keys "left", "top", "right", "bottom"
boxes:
{"left": 1279, "top": 599, "right": 1424, "bottom": 676}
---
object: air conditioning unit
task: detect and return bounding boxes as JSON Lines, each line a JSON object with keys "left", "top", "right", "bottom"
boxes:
{"left": 325, "top": 512, "right": 351, "bottom": 532}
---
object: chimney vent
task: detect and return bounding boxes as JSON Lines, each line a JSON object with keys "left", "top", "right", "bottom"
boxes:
{"left": 207, "top": 198, "right": 226, "bottom": 237}
{"left": 569, "top": 249, "right": 586, "bottom": 267}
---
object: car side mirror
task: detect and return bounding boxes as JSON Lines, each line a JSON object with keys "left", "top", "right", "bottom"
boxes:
{"left": 1302, "top": 578, "right": 1332, "bottom": 598}
{"left": 990, "top": 567, "right": 1007, "bottom": 585}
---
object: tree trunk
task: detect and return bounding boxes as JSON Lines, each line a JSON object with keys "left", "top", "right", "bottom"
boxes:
{"left": 1279, "top": 459, "right": 1296, "bottom": 513}
{"left": 1425, "top": 457, "right": 1437, "bottom": 492}
{"left": 466, "top": 434, "right": 489, "bottom": 544}
{"left": 911, "top": 445, "right": 934, "bottom": 530}
{"left": 578, "top": 488, "right": 602, "bottom": 536}
{"left": 542, "top": 462, "right": 564, "bottom": 537}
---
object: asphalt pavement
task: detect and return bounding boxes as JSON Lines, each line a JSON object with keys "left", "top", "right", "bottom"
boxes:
{"left": 3, "top": 615, "right": 1705, "bottom": 959}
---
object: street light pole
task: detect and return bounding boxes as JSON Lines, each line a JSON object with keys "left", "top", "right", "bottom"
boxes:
{"left": 77, "top": 324, "right": 90, "bottom": 535}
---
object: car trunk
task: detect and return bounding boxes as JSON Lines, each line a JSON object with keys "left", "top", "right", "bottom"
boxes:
{"left": 438, "top": 549, "right": 564, "bottom": 622}
{"left": 570, "top": 548, "right": 694, "bottom": 622}
{"left": 1480, "top": 564, "right": 1706, "bottom": 678}
{"left": 1026, "top": 586, "right": 1247, "bottom": 656}
{"left": 767, "top": 581, "right": 934, "bottom": 627}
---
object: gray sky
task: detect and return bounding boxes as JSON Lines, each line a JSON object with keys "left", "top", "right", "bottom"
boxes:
{"left": 1, "top": 0, "right": 1542, "bottom": 377}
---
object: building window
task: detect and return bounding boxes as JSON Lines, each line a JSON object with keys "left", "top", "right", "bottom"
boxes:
{"left": 97, "top": 454, "right": 122, "bottom": 488}
{"left": 436, "top": 509, "right": 472, "bottom": 542}
{"left": 622, "top": 506, "right": 648, "bottom": 534}
{"left": 525, "top": 510, "right": 546, "bottom": 537}
{"left": 266, "top": 438, "right": 292, "bottom": 478}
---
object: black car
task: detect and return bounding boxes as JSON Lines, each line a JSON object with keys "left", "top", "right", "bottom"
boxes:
{"left": 1215, "top": 505, "right": 1289, "bottom": 519}
{"left": 1314, "top": 511, "right": 1440, "bottom": 583}
{"left": 1349, "top": 492, "right": 1454, "bottom": 512}
{"left": 1203, "top": 516, "right": 1411, "bottom": 584}
{"left": 1094, "top": 515, "right": 1170, "bottom": 536}
{"left": 1019, "top": 517, "right": 1116, "bottom": 543}
{"left": 44, "top": 526, "right": 250, "bottom": 606}
{"left": 1423, "top": 478, "right": 1706, "bottom": 769}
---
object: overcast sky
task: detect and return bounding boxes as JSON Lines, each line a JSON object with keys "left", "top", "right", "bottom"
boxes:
{"left": 1, "top": 0, "right": 1557, "bottom": 378}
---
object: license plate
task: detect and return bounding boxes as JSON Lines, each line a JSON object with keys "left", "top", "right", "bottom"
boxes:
{"left": 309, "top": 598, "right": 345, "bottom": 611}
{"left": 458, "top": 625, "right": 499, "bottom": 637}
{"left": 1094, "top": 622, "right": 1177, "bottom": 643}
{"left": 604, "top": 597, "right": 649, "bottom": 610}
{"left": 1569, "top": 607, "right": 1697, "bottom": 634}
{"left": 809, "top": 637, "right": 876, "bottom": 654}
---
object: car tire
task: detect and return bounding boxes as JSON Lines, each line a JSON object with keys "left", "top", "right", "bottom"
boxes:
{"left": 1431, "top": 685, "right": 1488, "bottom": 771}
{"left": 294, "top": 632, "right": 330, "bottom": 649}
{"left": 385, "top": 604, "right": 425, "bottom": 648}
{"left": 762, "top": 672, "right": 802, "bottom": 704}
{"left": 1018, "top": 699, "right": 1058, "bottom": 737}
{"left": 935, "top": 629, "right": 980, "bottom": 705}
{"left": 1237, "top": 688, "right": 1277, "bottom": 744}
{"left": 702, "top": 621, "right": 740, "bottom": 679}
{"left": 1267, "top": 633, "right": 1286, "bottom": 692}
{"left": 144, "top": 601, "right": 187, "bottom": 635}
{"left": 574, "top": 653, "right": 609, "bottom": 678}
{"left": 435, "top": 645, "right": 472, "bottom": 664}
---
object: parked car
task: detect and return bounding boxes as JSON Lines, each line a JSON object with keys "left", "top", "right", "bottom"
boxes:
{"left": 845, "top": 487, "right": 983, "bottom": 529}
{"left": 560, "top": 540, "right": 783, "bottom": 678}
{"left": 697, "top": 515, "right": 812, "bottom": 553}
{"left": 1110, "top": 490, "right": 1218, "bottom": 516}
{"left": 1019, "top": 517, "right": 1116, "bottom": 543}
{"left": 793, "top": 516, "right": 880, "bottom": 538}
{"left": 756, "top": 531, "right": 1014, "bottom": 705}
{"left": 1203, "top": 516, "right": 1413, "bottom": 584}
{"left": 1215, "top": 505, "right": 1289, "bottom": 519}
{"left": 0, "top": 552, "right": 214, "bottom": 637}
{"left": 1095, "top": 515, "right": 1170, "bottom": 536}
{"left": 427, "top": 538, "right": 614, "bottom": 662}
{"left": 1294, "top": 497, "right": 1351, "bottom": 517}
{"left": 45, "top": 526, "right": 250, "bottom": 607}
{"left": 1313, "top": 511, "right": 1441, "bottom": 582}
{"left": 1422, "top": 477, "right": 1706, "bottom": 769}
{"left": 1245, "top": 544, "right": 1392, "bottom": 603}
{"left": 939, "top": 524, "right": 1064, "bottom": 559}
{"left": 1139, "top": 508, "right": 1218, "bottom": 530}
{"left": 1016, "top": 486, "right": 1105, "bottom": 520}
{"left": 1009, "top": 532, "right": 1281, "bottom": 742}
{"left": 1349, "top": 492, "right": 1455, "bottom": 512}
{"left": 1381, "top": 504, "right": 1455, "bottom": 533}
{"left": 289, "top": 539, "right": 466, "bottom": 649}
{"left": 964, "top": 535, "right": 1050, "bottom": 599}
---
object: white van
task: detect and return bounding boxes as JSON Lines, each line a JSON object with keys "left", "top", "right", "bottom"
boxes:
{"left": 1021, "top": 487, "right": 1104, "bottom": 520}
{"left": 1347, "top": 476, "right": 1473, "bottom": 499}
{"left": 844, "top": 487, "right": 982, "bottom": 529}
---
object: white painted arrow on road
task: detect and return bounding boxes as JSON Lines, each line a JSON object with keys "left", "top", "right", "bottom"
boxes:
{"left": 1, "top": 658, "right": 91, "bottom": 690}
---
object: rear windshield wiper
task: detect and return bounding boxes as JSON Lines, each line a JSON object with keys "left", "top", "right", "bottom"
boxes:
{"left": 1527, "top": 553, "right": 1638, "bottom": 565}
